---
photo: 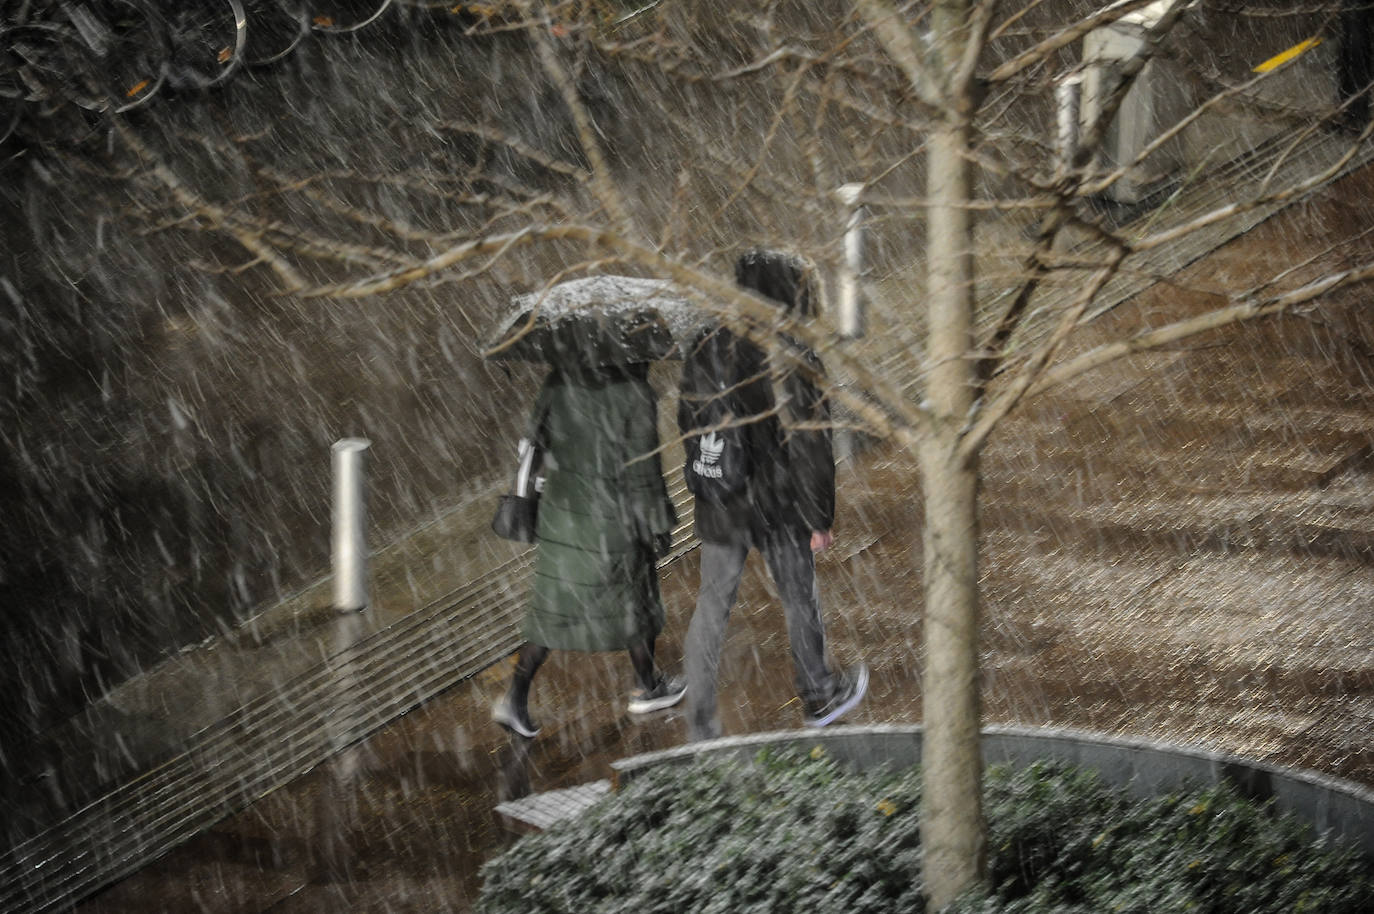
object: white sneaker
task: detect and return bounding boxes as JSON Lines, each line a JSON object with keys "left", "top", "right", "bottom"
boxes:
{"left": 627, "top": 675, "right": 687, "bottom": 714}
{"left": 492, "top": 695, "right": 541, "bottom": 738}
{"left": 802, "top": 663, "right": 869, "bottom": 728}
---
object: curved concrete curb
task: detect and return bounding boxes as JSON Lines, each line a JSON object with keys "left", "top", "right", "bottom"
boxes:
{"left": 610, "top": 724, "right": 1374, "bottom": 859}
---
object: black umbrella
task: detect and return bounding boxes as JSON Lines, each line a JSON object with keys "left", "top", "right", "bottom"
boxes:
{"left": 483, "top": 275, "right": 708, "bottom": 367}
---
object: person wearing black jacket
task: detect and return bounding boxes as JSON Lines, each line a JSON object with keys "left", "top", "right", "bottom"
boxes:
{"left": 677, "top": 249, "right": 868, "bottom": 742}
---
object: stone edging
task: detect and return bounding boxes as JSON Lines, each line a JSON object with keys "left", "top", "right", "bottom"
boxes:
{"left": 610, "top": 724, "right": 1374, "bottom": 860}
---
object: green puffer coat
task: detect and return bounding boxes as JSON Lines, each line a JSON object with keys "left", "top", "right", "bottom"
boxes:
{"left": 524, "top": 367, "right": 677, "bottom": 652}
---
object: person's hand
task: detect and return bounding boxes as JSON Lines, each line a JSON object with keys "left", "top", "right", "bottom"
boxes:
{"left": 810, "top": 530, "right": 834, "bottom": 553}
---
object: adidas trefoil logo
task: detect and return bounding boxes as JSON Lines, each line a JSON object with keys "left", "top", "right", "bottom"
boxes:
{"left": 692, "top": 430, "right": 725, "bottom": 479}
{"left": 700, "top": 431, "right": 724, "bottom": 464}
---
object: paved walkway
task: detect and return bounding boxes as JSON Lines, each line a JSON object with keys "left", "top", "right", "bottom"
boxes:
{"left": 0, "top": 472, "right": 697, "bottom": 913}
{"left": 7, "top": 479, "right": 521, "bottom": 825}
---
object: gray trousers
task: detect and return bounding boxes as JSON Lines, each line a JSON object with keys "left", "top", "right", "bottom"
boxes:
{"left": 684, "top": 539, "right": 835, "bottom": 741}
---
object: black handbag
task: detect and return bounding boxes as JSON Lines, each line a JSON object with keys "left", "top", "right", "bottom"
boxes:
{"left": 491, "top": 414, "right": 546, "bottom": 543}
{"left": 491, "top": 490, "right": 538, "bottom": 543}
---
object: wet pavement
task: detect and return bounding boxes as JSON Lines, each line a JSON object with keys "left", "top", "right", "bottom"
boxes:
{"left": 44, "top": 165, "right": 1374, "bottom": 914}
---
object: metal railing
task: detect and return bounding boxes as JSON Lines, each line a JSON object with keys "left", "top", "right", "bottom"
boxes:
{"left": 0, "top": 477, "right": 695, "bottom": 914}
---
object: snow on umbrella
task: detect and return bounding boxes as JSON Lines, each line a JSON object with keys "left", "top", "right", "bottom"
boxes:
{"left": 482, "top": 275, "right": 707, "bottom": 367}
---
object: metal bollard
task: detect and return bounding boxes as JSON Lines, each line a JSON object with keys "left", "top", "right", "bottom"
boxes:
{"left": 331, "top": 438, "right": 371, "bottom": 612}
{"left": 835, "top": 182, "right": 867, "bottom": 340}
{"left": 1055, "top": 74, "right": 1083, "bottom": 179}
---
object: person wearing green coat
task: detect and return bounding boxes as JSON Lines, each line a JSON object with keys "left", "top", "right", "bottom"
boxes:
{"left": 492, "top": 361, "right": 687, "bottom": 738}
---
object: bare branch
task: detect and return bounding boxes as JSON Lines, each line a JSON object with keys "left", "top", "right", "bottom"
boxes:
{"left": 116, "top": 125, "right": 309, "bottom": 293}
{"left": 985, "top": 0, "right": 1160, "bottom": 84}
{"left": 711, "top": 61, "right": 813, "bottom": 221}
{"left": 960, "top": 245, "right": 1128, "bottom": 462}
{"left": 1029, "top": 260, "right": 1374, "bottom": 397}
{"left": 987, "top": 0, "right": 1054, "bottom": 43}
{"left": 1132, "top": 122, "right": 1374, "bottom": 252}
{"left": 303, "top": 223, "right": 599, "bottom": 297}
{"left": 952, "top": 0, "right": 1000, "bottom": 100}
{"left": 434, "top": 120, "right": 592, "bottom": 181}
{"left": 520, "top": 1, "right": 637, "bottom": 238}
{"left": 972, "top": 206, "right": 1069, "bottom": 393}
{"left": 856, "top": 0, "right": 947, "bottom": 114}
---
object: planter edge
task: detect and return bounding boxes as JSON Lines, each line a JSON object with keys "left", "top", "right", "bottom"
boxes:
{"left": 610, "top": 724, "right": 1374, "bottom": 859}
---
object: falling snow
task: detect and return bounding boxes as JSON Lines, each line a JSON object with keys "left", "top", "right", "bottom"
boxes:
{"left": 0, "top": 2, "right": 1371, "bottom": 912}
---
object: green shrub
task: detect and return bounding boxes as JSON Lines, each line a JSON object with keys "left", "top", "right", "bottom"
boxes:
{"left": 477, "top": 749, "right": 1374, "bottom": 914}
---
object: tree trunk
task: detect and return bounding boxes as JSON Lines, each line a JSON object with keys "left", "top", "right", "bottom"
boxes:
{"left": 920, "top": 117, "right": 985, "bottom": 908}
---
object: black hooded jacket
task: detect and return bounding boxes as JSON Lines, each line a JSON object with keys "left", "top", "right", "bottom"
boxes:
{"left": 677, "top": 326, "right": 835, "bottom": 547}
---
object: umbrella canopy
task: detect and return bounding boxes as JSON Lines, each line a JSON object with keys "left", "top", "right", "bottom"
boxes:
{"left": 483, "top": 275, "right": 710, "bottom": 367}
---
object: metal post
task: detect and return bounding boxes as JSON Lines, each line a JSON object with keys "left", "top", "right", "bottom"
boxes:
{"left": 1055, "top": 74, "right": 1083, "bottom": 179}
{"left": 331, "top": 438, "right": 371, "bottom": 612}
{"left": 835, "top": 182, "right": 867, "bottom": 339}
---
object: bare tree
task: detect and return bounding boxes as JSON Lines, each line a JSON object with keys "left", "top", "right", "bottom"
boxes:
{"left": 7, "top": 0, "right": 1373, "bottom": 905}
